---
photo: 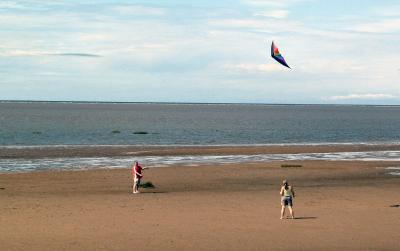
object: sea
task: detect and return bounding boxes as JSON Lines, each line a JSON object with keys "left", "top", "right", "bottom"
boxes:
{"left": 1, "top": 102, "right": 400, "bottom": 174}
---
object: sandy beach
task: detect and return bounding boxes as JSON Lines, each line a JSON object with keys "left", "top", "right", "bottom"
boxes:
{"left": 3, "top": 0, "right": 400, "bottom": 249}
{"left": 1, "top": 146, "right": 400, "bottom": 251}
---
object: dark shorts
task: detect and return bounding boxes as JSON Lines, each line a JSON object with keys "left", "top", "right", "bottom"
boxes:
{"left": 281, "top": 196, "right": 293, "bottom": 207}
{"left": 134, "top": 178, "right": 141, "bottom": 187}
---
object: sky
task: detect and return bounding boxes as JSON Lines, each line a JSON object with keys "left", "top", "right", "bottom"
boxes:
{"left": 1, "top": 0, "right": 400, "bottom": 104}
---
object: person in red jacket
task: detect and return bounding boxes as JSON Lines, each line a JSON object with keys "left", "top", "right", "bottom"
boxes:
{"left": 132, "top": 161, "right": 143, "bottom": 194}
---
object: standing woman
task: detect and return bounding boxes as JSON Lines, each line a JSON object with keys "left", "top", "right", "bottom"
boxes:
{"left": 132, "top": 161, "right": 143, "bottom": 194}
{"left": 280, "top": 180, "right": 295, "bottom": 219}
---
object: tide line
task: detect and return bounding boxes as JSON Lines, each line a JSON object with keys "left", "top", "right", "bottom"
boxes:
{"left": 2, "top": 151, "right": 400, "bottom": 173}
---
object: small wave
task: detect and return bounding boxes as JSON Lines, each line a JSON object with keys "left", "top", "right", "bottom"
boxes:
{"left": 386, "top": 167, "right": 400, "bottom": 170}
{"left": 2, "top": 151, "right": 400, "bottom": 173}
{"left": 385, "top": 167, "right": 400, "bottom": 176}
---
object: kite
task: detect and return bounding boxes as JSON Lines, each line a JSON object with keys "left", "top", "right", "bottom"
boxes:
{"left": 271, "top": 41, "right": 290, "bottom": 69}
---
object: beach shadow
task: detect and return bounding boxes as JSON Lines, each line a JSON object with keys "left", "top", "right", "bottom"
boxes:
{"left": 293, "top": 216, "right": 317, "bottom": 220}
{"left": 131, "top": 191, "right": 167, "bottom": 194}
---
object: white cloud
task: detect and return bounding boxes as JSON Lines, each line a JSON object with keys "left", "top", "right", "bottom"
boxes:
{"left": 78, "top": 34, "right": 114, "bottom": 42}
{"left": 326, "top": 94, "right": 397, "bottom": 101}
{"left": 0, "top": 50, "right": 47, "bottom": 57}
{"left": 255, "top": 10, "right": 290, "bottom": 19}
{"left": 112, "top": 5, "right": 166, "bottom": 16}
{"left": 223, "top": 63, "right": 285, "bottom": 73}
{"left": 243, "top": 0, "right": 306, "bottom": 7}
{"left": 0, "top": 50, "right": 100, "bottom": 57}
{"left": 208, "top": 18, "right": 303, "bottom": 32}
{"left": 244, "top": 0, "right": 286, "bottom": 7}
{"left": 371, "top": 5, "right": 400, "bottom": 17}
{"left": 0, "top": 1, "right": 25, "bottom": 9}
{"left": 0, "top": 1, "right": 72, "bottom": 12}
{"left": 351, "top": 18, "right": 400, "bottom": 33}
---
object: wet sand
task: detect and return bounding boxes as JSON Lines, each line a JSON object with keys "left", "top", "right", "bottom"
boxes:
{"left": 1, "top": 146, "right": 400, "bottom": 250}
{"left": 2, "top": 143, "right": 400, "bottom": 158}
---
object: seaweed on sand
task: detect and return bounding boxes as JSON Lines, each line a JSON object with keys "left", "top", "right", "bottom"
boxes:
{"left": 281, "top": 164, "right": 302, "bottom": 168}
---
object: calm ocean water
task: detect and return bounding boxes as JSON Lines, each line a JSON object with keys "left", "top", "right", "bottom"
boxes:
{"left": 1, "top": 102, "right": 400, "bottom": 146}
{"left": 2, "top": 102, "right": 400, "bottom": 173}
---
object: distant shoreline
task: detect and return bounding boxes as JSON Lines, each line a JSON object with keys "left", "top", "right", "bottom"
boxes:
{"left": 1, "top": 100, "right": 400, "bottom": 107}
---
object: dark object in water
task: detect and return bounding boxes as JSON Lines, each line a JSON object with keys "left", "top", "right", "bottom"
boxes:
{"left": 281, "top": 164, "right": 302, "bottom": 168}
{"left": 133, "top": 131, "right": 148, "bottom": 135}
{"left": 111, "top": 130, "right": 121, "bottom": 134}
{"left": 32, "top": 131, "right": 42, "bottom": 135}
{"left": 0, "top": 187, "right": 5, "bottom": 190}
{"left": 140, "top": 181, "right": 155, "bottom": 188}
{"left": 389, "top": 204, "right": 400, "bottom": 207}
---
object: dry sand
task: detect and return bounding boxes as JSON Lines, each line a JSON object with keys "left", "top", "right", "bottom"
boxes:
{"left": 1, "top": 146, "right": 400, "bottom": 250}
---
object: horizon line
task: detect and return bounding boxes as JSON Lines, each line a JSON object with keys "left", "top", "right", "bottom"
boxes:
{"left": 1, "top": 99, "right": 400, "bottom": 107}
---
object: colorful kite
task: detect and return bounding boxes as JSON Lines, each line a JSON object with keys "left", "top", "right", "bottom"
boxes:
{"left": 271, "top": 41, "right": 290, "bottom": 69}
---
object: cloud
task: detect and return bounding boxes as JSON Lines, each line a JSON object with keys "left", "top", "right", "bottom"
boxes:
{"left": 0, "top": 1, "right": 72, "bottom": 12}
{"left": 208, "top": 18, "right": 303, "bottom": 32}
{"left": 371, "top": 5, "right": 400, "bottom": 17}
{"left": 351, "top": 18, "right": 400, "bottom": 33}
{"left": 48, "top": 53, "right": 101, "bottom": 57}
{"left": 112, "top": 5, "right": 166, "bottom": 16}
{"left": 243, "top": 0, "right": 282, "bottom": 6}
{"left": 243, "top": 0, "right": 305, "bottom": 7}
{"left": 326, "top": 94, "right": 397, "bottom": 101}
{"left": 223, "top": 63, "right": 284, "bottom": 73}
{"left": 78, "top": 34, "right": 114, "bottom": 42}
{"left": 0, "top": 50, "right": 101, "bottom": 57}
{"left": 0, "top": 1, "right": 25, "bottom": 9}
{"left": 255, "top": 10, "right": 290, "bottom": 19}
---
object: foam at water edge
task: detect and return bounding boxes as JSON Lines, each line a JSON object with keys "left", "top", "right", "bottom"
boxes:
{"left": 385, "top": 167, "right": 400, "bottom": 170}
{"left": 2, "top": 151, "right": 400, "bottom": 173}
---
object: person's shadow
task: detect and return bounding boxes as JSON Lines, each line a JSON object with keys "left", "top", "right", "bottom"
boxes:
{"left": 293, "top": 216, "right": 317, "bottom": 220}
